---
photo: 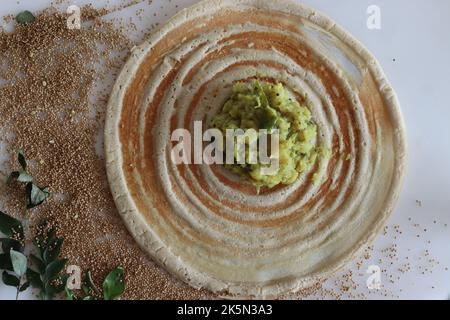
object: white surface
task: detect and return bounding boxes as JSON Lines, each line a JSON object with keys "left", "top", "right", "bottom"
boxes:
{"left": 1, "top": 0, "right": 449, "bottom": 300}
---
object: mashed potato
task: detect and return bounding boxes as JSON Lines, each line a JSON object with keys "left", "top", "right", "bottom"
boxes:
{"left": 211, "top": 80, "right": 324, "bottom": 189}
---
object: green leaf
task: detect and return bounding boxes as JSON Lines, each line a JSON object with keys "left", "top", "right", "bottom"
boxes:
{"left": 43, "top": 237, "right": 63, "bottom": 264}
{"left": 45, "top": 258, "right": 67, "bottom": 281}
{"left": 33, "top": 221, "right": 52, "bottom": 257}
{"left": 6, "top": 151, "right": 32, "bottom": 184}
{"left": 83, "top": 295, "right": 95, "bottom": 300}
{"left": 6, "top": 171, "right": 19, "bottom": 185}
{"left": 0, "top": 253, "right": 13, "bottom": 271}
{"left": 17, "top": 171, "right": 33, "bottom": 183}
{"left": 42, "top": 275, "right": 67, "bottom": 299}
{"left": 6, "top": 171, "right": 32, "bottom": 184}
{"left": 10, "top": 249, "right": 27, "bottom": 276}
{"left": 0, "top": 238, "right": 23, "bottom": 253}
{"left": 52, "top": 274, "right": 68, "bottom": 292}
{"left": 16, "top": 11, "right": 35, "bottom": 25}
{"left": 0, "top": 211, "right": 24, "bottom": 239}
{"left": 258, "top": 106, "right": 278, "bottom": 131}
{"left": 19, "top": 281, "right": 30, "bottom": 292}
{"left": 103, "top": 266, "right": 125, "bottom": 300}
{"left": 17, "top": 150, "right": 27, "bottom": 170}
{"left": 2, "top": 271, "right": 20, "bottom": 287}
{"left": 30, "top": 254, "right": 45, "bottom": 274}
{"left": 26, "top": 183, "right": 50, "bottom": 209}
{"left": 29, "top": 221, "right": 69, "bottom": 300}
{"left": 44, "top": 281, "right": 59, "bottom": 298}
{"left": 45, "top": 227, "right": 56, "bottom": 244}
{"left": 39, "top": 226, "right": 57, "bottom": 262}
{"left": 26, "top": 268, "right": 43, "bottom": 289}
{"left": 65, "top": 287, "right": 77, "bottom": 300}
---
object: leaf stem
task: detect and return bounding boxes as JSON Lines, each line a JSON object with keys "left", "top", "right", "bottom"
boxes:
{"left": 15, "top": 276, "right": 21, "bottom": 300}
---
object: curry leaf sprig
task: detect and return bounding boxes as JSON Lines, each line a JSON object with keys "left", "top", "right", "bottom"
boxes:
{"left": 26, "top": 220, "right": 68, "bottom": 300}
{"left": 7, "top": 150, "right": 50, "bottom": 209}
{"left": 0, "top": 211, "right": 29, "bottom": 299}
{"left": 2, "top": 150, "right": 126, "bottom": 300}
{"left": 66, "top": 267, "right": 125, "bottom": 300}
{"left": 0, "top": 212, "right": 68, "bottom": 300}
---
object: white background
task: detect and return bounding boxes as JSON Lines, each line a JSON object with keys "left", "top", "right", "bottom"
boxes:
{"left": 1, "top": 0, "right": 449, "bottom": 300}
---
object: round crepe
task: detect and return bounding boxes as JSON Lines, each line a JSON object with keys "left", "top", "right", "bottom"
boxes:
{"left": 105, "top": 0, "right": 406, "bottom": 298}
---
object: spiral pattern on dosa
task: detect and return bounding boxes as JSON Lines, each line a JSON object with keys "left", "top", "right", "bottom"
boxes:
{"left": 105, "top": 0, "right": 406, "bottom": 298}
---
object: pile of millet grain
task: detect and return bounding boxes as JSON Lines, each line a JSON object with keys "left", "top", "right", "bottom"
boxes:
{"left": 0, "top": 6, "right": 209, "bottom": 299}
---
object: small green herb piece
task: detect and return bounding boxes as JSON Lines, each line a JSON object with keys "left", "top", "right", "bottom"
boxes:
{"left": 10, "top": 249, "right": 27, "bottom": 277}
{"left": 16, "top": 11, "right": 35, "bottom": 25}
{"left": 258, "top": 107, "right": 278, "bottom": 131}
{"left": 26, "top": 182, "right": 50, "bottom": 209}
{"left": 6, "top": 150, "right": 33, "bottom": 185}
{"left": 17, "top": 150, "right": 27, "bottom": 170}
{"left": 254, "top": 81, "right": 269, "bottom": 109}
{"left": 103, "top": 266, "right": 125, "bottom": 300}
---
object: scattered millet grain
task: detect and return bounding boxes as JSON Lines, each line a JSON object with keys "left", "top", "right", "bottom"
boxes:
{"left": 0, "top": 6, "right": 209, "bottom": 300}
